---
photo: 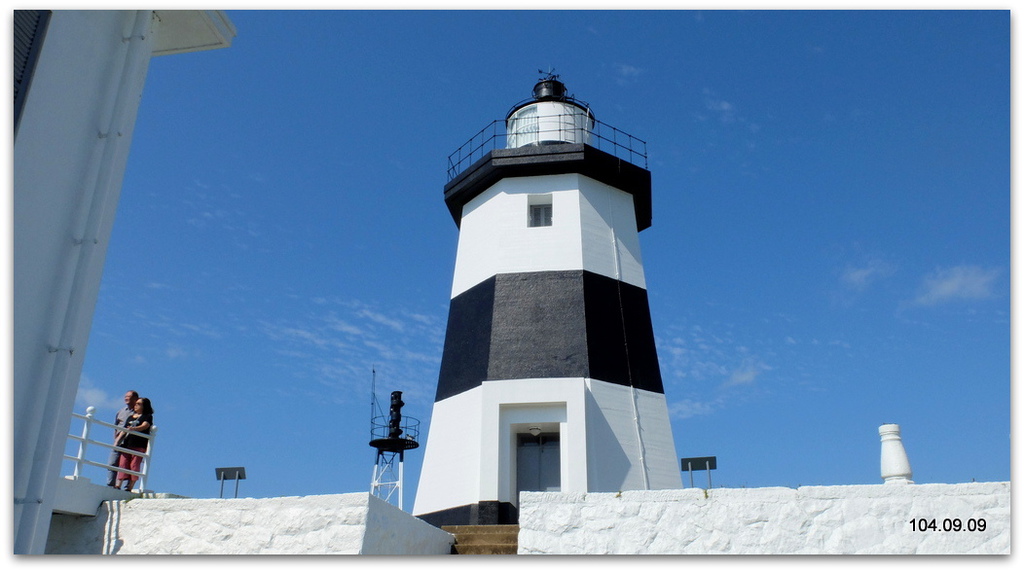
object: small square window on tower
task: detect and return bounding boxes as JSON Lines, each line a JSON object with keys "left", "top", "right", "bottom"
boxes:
{"left": 528, "top": 195, "right": 553, "bottom": 227}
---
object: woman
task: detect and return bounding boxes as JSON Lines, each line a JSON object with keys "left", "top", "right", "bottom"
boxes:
{"left": 115, "top": 397, "right": 154, "bottom": 491}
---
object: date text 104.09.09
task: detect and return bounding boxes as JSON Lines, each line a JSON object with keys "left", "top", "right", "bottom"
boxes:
{"left": 909, "top": 518, "right": 986, "bottom": 532}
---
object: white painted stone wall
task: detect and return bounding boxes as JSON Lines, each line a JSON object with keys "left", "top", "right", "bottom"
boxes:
{"left": 45, "top": 492, "right": 453, "bottom": 555}
{"left": 518, "top": 482, "right": 1009, "bottom": 554}
{"left": 44, "top": 483, "right": 1009, "bottom": 555}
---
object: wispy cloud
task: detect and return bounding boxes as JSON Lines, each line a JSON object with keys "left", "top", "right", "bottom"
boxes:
{"left": 257, "top": 299, "right": 445, "bottom": 402}
{"left": 75, "top": 374, "right": 124, "bottom": 411}
{"left": 658, "top": 323, "right": 772, "bottom": 393}
{"left": 841, "top": 259, "right": 897, "bottom": 291}
{"left": 178, "top": 322, "right": 222, "bottom": 339}
{"left": 165, "top": 345, "right": 190, "bottom": 359}
{"left": 912, "top": 265, "right": 1001, "bottom": 306}
{"left": 701, "top": 89, "right": 739, "bottom": 124}
{"left": 695, "top": 88, "right": 763, "bottom": 142}
{"left": 178, "top": 182, "right": 267, "bottom": 253}
{"left": 613, "top": 63, "right": 643, "bottom": 85}
{"left": 668, "top": 398, "right": 721, "bottom": 420}
{"left": 721, "top": 357, "right": 772, "bottom": 389}
{"left": 270, "top": 325, "right": 337, "bottom": 349}
{"left": 356, "top": 308, "right": 406, "bottom": 332}
{"left": 325, "top": 315, "right": 363, "bottom": 336}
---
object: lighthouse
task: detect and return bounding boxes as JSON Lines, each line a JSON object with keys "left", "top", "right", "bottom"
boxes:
{"left": 414, "top": 75, "right": 681, "bottom": 526}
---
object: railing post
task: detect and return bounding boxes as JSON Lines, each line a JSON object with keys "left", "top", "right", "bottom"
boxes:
{"left": 71, "top": 406, "right": 96, "bottom": 479}
{"left": 138, "top": 426, "right": 157, "bottom": 493}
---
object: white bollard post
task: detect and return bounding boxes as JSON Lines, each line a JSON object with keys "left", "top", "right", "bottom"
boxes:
{"left": 879, "top": 423, "right": 914, "bottom": 484}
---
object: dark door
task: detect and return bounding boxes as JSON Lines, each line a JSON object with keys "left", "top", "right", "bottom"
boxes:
{"left": 516, "top": 433, "right": 561, "bottom": 497}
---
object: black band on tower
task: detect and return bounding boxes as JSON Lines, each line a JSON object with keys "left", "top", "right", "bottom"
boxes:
{"left": 435, "top": 270, "right": 663, "bottom": 402}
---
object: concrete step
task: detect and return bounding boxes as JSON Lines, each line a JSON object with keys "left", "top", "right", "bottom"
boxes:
{"left": 443, "top": 525, "right": 519, "bottom": 545}
{"left": 452, "top": 543, "right": 517, "bottom": 555}
{"left": 442, "top": 525, "right": 519, "bottom": 555}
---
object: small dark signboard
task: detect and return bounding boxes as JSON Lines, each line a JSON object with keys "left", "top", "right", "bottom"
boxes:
{"left": 680, "top": 456, "right": 717, "bottom": 489}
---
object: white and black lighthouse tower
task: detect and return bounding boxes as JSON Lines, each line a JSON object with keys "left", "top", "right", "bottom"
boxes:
{"left": 414, "top": 75, "right": 681, "bottom": 526}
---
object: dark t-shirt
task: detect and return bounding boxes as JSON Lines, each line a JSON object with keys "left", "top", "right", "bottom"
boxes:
{"left": 122, "top": 413, "right": 153, "bottom": 449}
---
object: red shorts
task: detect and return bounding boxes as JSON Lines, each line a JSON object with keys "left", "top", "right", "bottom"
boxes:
{"left": 117, "top": 446, "right": 146, "bottom": 481}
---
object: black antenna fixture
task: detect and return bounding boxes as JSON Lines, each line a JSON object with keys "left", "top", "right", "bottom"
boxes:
{"left": 538, "top": 66, "right": 560, "bottom": 82}
{"left": 387, "top": 390, "right": 404, "bottom": 439}
{"left": 503, "top": 67, "right": 592, "bottom": 121}
{"left": 534, "top": 67, "right": 567, "bottom": 101}
{"left": 368, "top": 367, "right": 420, "bottom": 510}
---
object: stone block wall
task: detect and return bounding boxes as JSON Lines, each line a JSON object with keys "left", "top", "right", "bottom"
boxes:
{"left": 45, "top": 483, "right": 1010, "bottom": 555}
{"left": 45, "top": 492, "right": 453, "bottom": 555}
{"left": 518, "top": 482, "right": 1010, "bottom": 554}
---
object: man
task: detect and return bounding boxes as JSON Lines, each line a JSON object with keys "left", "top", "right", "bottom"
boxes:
{"left": 107, "top": 390, "right": 138, "bottom": 487}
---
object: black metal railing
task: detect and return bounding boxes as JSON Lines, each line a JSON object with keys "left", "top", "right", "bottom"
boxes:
{"left": 446, "top": 116, "right": 648, "bottom": 182}
{"left": 369, "top": 413, "right": 421, "bottom": 449}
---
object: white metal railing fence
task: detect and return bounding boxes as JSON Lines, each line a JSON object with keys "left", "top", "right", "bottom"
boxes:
{"left": 64, "top": 406, "right": 157, "bottom": 492}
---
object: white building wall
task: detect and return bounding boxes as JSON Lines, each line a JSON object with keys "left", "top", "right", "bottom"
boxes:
{"left": 13, "top": 11, "right": 158, "bottom": 554}
{"left": 12, "top": 10, "right": 234, "bottom": 554}
{"left": 518, "top": 482, "right": 1011, "bottom": 554}
{"left": 414, "top": 379, "right": 589, "bottom": 516}
{"left": 482, "top": 378, "right": 589, "bottom": 505}
{"left": 413, "top": 389, "right": 485, "bottom": 516}
{"left": 450, "top": 174, "right": 646, "bottom": 297}
{"left": 585, "top": 381, "right": 681, "bottom": 492}
{"left": 578, "top": 177, "right": 646, "bottom": 288}
{"left": 414, "top": 378, "right": 680, "bottom": 518}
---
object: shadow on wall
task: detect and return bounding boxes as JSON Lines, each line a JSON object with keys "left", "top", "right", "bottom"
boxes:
{"left": 46, "top": 501, "right": 120, "bottom": 555}
{"left": 584, "top": 389, "right": 632, "bottom": 490}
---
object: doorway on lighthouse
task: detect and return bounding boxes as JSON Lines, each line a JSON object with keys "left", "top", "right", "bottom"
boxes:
{"left": 516, "top": 432, "right": 561, "bottom": 494}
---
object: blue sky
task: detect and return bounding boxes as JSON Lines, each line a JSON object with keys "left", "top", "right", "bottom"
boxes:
{"left": 64, "top": 9, "right": 1009, "bottom": 505}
